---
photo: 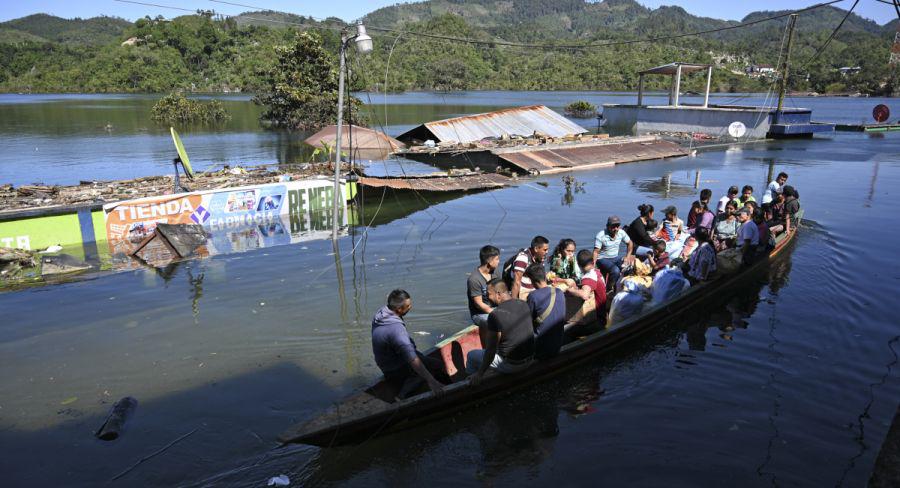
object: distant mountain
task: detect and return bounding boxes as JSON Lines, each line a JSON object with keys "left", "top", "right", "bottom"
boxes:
{"left": 0, "top": 14, "right": 131, "bottom": 45}
{"left": 0, "top": 3, "right": 895, "bottom": 95}
{"left": 364, "top": 0, "right": 891, "bottom": 44}
{"left": 230, "top": 10, "right": 340, "bottom": 29}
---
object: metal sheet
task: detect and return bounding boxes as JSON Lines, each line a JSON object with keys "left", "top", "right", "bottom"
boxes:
{"left": 639, "top": 62, "right": 711, "bottom": 76}
{"left": 304, "top": 125, "right": 404, "bottom": 151}
{"left": 398, "top": 105, "right": 587, "bottom": 144}
{"left": 357, "top": 174, "right": 512, "bottom": 192}
{"left": 494, "top": 138, "right": 687, "bottom": 175}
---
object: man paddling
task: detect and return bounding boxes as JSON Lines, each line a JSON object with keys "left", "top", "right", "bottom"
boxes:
{"left": 371, "top": 289, "right": 448, "bottom": 399}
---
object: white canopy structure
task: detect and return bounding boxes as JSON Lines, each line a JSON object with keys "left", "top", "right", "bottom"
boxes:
{"left": 636, "top": 62, "right": 713, "bottom": 108}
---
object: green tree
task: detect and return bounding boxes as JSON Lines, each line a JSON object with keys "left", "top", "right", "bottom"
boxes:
{"left": 252, "top": 31, "right": 363, "bottom": 131}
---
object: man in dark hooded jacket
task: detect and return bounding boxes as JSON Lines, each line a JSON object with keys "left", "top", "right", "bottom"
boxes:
{"left": 372, "top": 289, "right": 448, "bottom": 398}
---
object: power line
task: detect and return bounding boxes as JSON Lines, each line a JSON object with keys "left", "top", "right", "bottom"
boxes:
{"left": 800, "top": 0, "right": 861, "bottom": 68}
{"left": 114, "top": 0, "right": 195, "bottom": 13}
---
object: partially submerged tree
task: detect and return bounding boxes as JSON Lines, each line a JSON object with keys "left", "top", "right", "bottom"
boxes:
{"left": 564, "top": 100, "right": 597, "bottom": 118}
{"left": 151, "top": 92, "right": 230, "bottom": 124}
{"left": 253, "top": 31, "right": 364, "bottom": 131}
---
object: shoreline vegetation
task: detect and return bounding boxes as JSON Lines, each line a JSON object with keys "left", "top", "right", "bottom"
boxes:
{"left": 150, "top": 92, "right": 230, "bottom": 123}
{"left": 0, "top": 2, "right": 897, "bottom": 97}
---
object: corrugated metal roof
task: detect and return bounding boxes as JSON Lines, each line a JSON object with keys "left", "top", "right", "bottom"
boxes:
{"left": 493, "top": 137, "right": 687, "bottom": 175}
{"left": 304, "top": 125, "right": 404, "bottom": 151}
{"left": 639, "top": 62, "right": 711, "bottom": 76}
{"left": 398, "top": 105, "right": 587, "bottom": 144}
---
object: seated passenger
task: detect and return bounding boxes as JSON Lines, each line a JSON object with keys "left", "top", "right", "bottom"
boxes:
{"left": 509, "top": 235, "right": 550, "bottom": 300}
{"left": 466, "top": 279, "right": 534, "bottom": 382}
{"left": 763, "top": 172, "right": 788, "bottom": 204}
{"left": 549, "top": 238, "right": 580, "bottom": 286}
{"left": 627, "top": 204, "right": 657, "bottom": 256}
{"left": 660, "top": 206, "right": 684, "bottom": 241}
{"left": 646, "top": 240, "right": 670, "bottom": 273}
{"left": 688, "top": 201, "right": 715, "bottom": 234}
{"left": 565, "top": 249, "right": 608, "bottom": 328}
{"left": 686, "top": 228, "right": 717, "bottom": 284}
{"left": 744, "top": 200, "right": 759, "bottom": 214}
{"left": 713, "top": 202, "right": 740, "bottom": 251}
{"left": 754, "top": 208, "right": 772, "bottom": 254}
{"left": 717, "top": 185, "right": 741, "bottom": 214}
{"left": 468, "top": 245, "right": 501, "bottom": 328}
{"left": 593, "top": 215, "right": 634, "bottom": 291}
{"left": 524, "top": 264, "right": 566, "bottom": 360}
{"left": 609, "top": 280, "right": 647, "bottom": 325}
{"left": 783, "top": 185, "right": 801, "bottom": 233}
{"left": 740, "top": 185, "right": 756, "bottom": 206}
{"left": 372, "top": 290, "right": 448, "bottom": 399}
{"left": 687, "top": 189, "right": 712, "bottom": 228}
{"left": 736, "top": 208, "right": 760, "bottom": 265}
{"left": 766, "top": 191, "right": 787, "bottom": 236}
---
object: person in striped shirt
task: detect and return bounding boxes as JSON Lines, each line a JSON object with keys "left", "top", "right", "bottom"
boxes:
{"left": 510, "top": 235, "right": 549, "bottom": 300}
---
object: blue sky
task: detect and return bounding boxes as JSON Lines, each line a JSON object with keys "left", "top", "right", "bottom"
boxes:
{"left": 1, "top": 0, "right": 897, "bottom": 25}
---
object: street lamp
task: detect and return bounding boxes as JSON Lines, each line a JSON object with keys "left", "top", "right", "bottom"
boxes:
{"left": 332, "top": 22, "right": 373, "bottom": 241}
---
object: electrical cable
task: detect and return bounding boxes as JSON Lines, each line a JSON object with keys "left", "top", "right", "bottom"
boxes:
{"left": 799, "top": 0, "right": 860, "bottom": 69}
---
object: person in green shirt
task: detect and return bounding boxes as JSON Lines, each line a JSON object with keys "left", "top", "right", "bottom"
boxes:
{"left": 549, "top": 238, "right": 581, "bottom": 284}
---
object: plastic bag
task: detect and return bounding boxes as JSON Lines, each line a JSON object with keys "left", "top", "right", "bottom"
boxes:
{"left": 609, "top": 281, "right": 646, "bottom": 324}
{"left": 650, "top": 267, "right": 690, "bottom": 307}
{"left": 268, "top": 475, "right": 290, "bottom": 486}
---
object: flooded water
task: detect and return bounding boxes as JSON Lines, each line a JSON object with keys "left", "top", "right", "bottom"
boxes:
{"left": 2, "top": 93, "right": 900, "bottom": 486}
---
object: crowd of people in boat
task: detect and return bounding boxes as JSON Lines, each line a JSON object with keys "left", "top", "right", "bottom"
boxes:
{"left": 370, "top": 172, "right": 802, "bottom": 398}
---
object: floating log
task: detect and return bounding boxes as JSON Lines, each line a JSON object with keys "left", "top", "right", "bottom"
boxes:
{"left": 96, "top": 396, "right": 138, "bottom": 441}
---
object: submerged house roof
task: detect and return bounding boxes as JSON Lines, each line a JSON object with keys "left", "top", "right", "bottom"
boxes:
{"left": 396, "top": 105, "right": 587, "bottom": 144}
{"left": 304, "top": 125, "right": 404, "bottom": 151}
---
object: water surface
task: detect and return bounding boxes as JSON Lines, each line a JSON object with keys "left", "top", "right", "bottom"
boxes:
{"left": 1, "top": 93, "right": 899, "bottom": 486}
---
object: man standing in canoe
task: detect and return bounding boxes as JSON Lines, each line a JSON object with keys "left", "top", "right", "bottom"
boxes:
{"left": 372, "top": 289, "right": 448, "bottom": 398}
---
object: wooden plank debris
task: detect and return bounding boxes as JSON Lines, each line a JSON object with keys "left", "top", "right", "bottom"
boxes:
{"left": 357, "top": 173, "right": 513, "bottom": 192}
{"left": 492, "top": 136, "right": 688, "bottom": 175}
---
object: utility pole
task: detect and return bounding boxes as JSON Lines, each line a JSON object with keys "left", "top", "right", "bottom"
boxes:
{"left": 331, "top": 35, "right": 348, "bottom": 241}
{"left": 775, "top": 14, "right": 798, "bottom": 123}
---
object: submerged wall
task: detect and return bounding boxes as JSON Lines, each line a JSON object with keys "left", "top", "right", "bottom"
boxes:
{"left": 602, "top": 105, "right": 776, "bottom": 138}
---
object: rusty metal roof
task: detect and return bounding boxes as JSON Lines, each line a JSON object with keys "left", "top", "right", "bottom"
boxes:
{"left": 357, "top": 173, "right": 512, "bottom": 192}
{"left": 397, "top": 105, "right": 587, "bottom": 144}
{"left": 492, "top": 136, "right": 687, "bottom": 175}
{"left": 639, "top": 62, "right": 711, "bottom": 76}
{"left": 304, "top": 125, "right": 404, "bottom": 151}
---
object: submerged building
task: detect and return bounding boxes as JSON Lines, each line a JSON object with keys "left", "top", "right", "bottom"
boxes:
{"left": 601, "top": 62, "right": 834, "bottom": 139}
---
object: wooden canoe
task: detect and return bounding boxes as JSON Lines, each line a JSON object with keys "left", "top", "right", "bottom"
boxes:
{"left": 280, "top": 224, "right": 801, "bottom": 447}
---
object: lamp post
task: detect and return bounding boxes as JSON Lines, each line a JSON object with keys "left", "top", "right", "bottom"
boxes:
{"left": 332, "top": 22, "right": 373, "bottom": 241}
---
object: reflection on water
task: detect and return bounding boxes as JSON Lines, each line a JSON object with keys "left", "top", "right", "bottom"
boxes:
{"left": 632, "top": 173, "right": 697, "bottom": 198}
{"left": 3, "top": 94, "right": 900, "bottom": 486}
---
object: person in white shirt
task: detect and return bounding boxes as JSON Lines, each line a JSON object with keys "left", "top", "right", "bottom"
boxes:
{"left": 717, "top": 186, "right": 740, "bottom": 214}
{"left": 762, "top": 172, "right": 788, "bottom": 204}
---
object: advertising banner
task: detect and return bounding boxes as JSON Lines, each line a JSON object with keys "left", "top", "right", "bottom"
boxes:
{"left": 103, "top": 177, "right": 352, "bottom": 256}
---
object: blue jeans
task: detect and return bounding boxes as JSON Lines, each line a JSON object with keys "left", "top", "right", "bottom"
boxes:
{"left": 472, "top": 313, "right": 490, "bottom": 327}
{"left": 597, "top": 257, "right": 623, "bottom": 290}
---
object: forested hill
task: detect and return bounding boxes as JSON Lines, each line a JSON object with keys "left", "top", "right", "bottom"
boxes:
{"left": 0, "top": 14, "right": 131, "bottom": 45}
{"left": 0, "top": 0, "right": 896, "bottom": 95}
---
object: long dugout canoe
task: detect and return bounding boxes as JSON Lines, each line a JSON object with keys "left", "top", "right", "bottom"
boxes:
{"left": 281, "top": 223, "right": 800, "bottom": 447}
